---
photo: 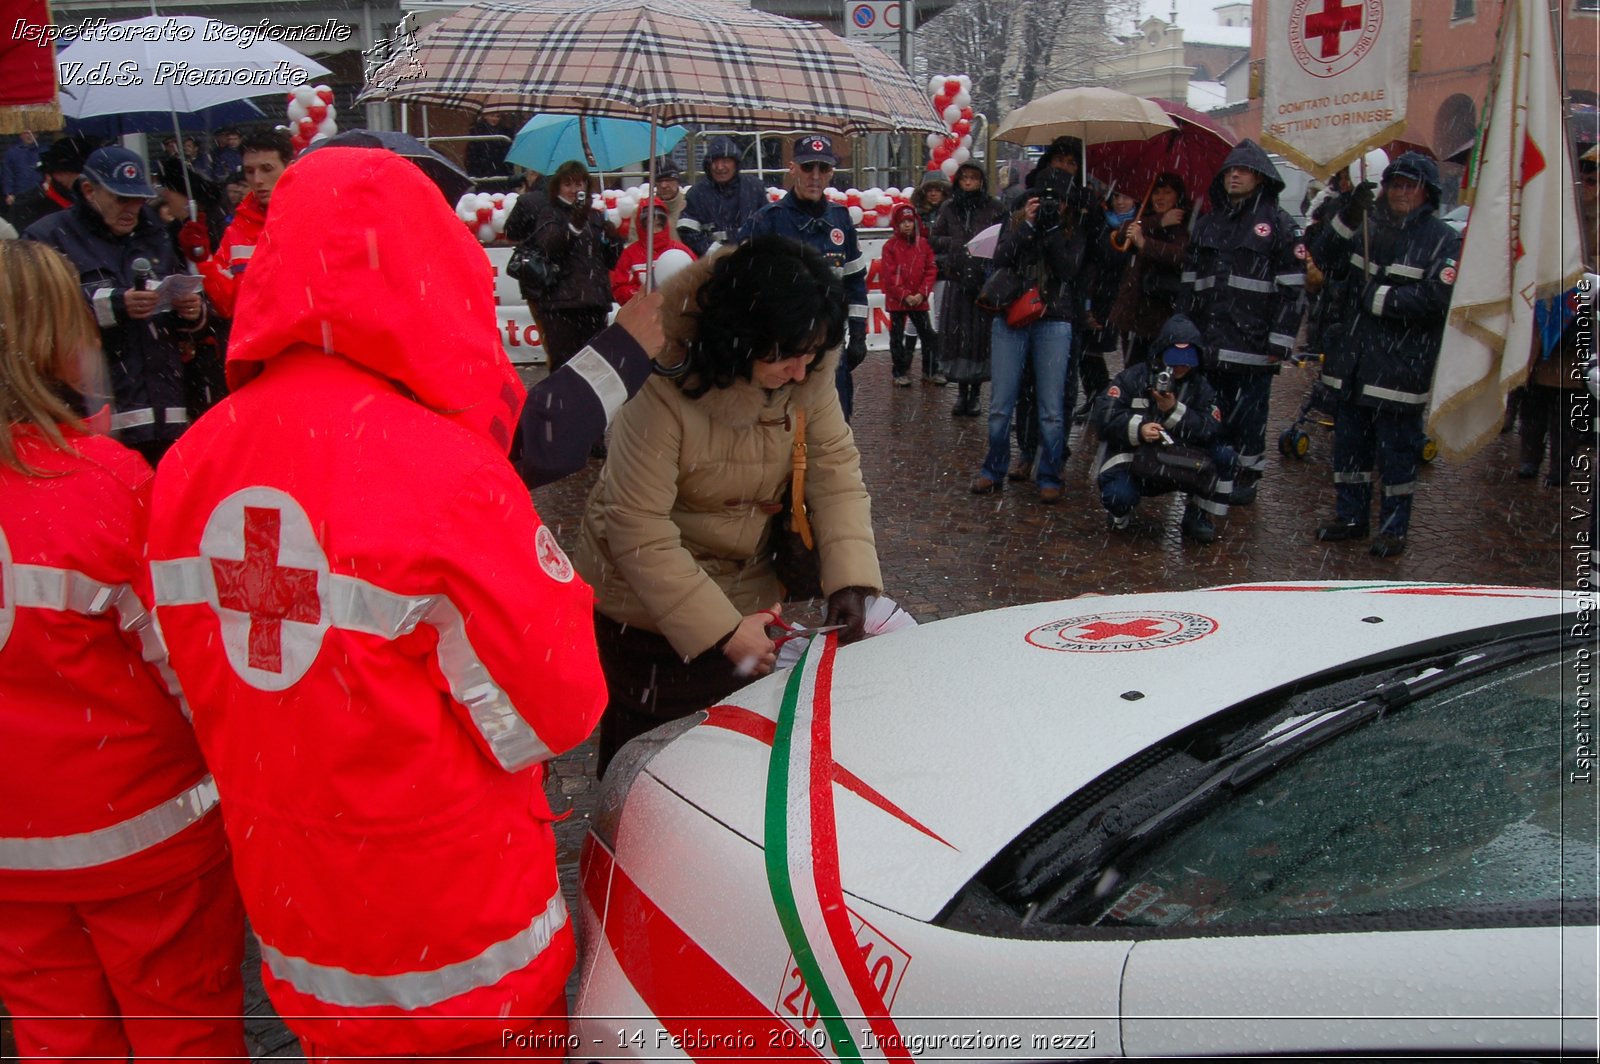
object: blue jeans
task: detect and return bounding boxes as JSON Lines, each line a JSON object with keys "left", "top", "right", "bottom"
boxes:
{"left": 981, "top": 318, "right": 1072, "bottom": 490}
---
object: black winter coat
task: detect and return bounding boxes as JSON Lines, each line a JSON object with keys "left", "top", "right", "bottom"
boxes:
{"left": 1308, "top": 197, "right": 1462, "bottom": 410}
{"left": 991, "top": 209, "right": 1086, "bottom": 324}
{"left": 1093, "top": 315, "right": 1222, "bottom": 471}
{"left": 529, "top": 197, "right": 616, "bottom": 311}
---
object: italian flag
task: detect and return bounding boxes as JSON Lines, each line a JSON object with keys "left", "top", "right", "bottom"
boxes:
{"left": 763, "top": 635, "right": 912, "bottom": 1064}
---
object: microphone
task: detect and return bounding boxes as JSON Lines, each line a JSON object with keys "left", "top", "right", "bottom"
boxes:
{"left": 131, "top": 257, "right": 155, "bottom": 291}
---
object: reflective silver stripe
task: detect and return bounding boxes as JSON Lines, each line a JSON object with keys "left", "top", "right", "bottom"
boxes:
{"left": 109, "top": 583, "right": 191, "bottom": 718}
{"left": 1361, "top": 382, "right": 1430, "bottom": 405}
{"left": 1098, "top": 449, "right": 1135, "bottom": 475}
{"left": 110, "top": 408, "right": 156, "bottom": 431}
{"left": 1237, "top": 452, "right": 1268, "bottom": 472}
{"left": 1349, "top": 252, "right": 1379, "bottom": 275}
{"left": 1371, "top": 285, "right": 1391, "bottom": 314}
{"left": 1321, "top": 374, "right": 1343, "bottom": 389}
{"left": 1191, "top": 275, "right": 1215, "bottom": 291}
{"left": 1213, "top": 477, "right": 1235, "bottom": 496}
{"left": 261, "top": 889, "right": 568, "bottom": 1010}
{"left": 1386, "top": 262, "right": 1425, "bottom": 279}
{"left": 0, "top": 776, "right": 218, "bottom": 871}
{"left": 1128, "top": 397, "right": 1150, "bottom": 408}
{"left": 1226, "top": 274, "right": 1276, "bottom": 294}
{"left": 1165, "top": 402, "right": 1188, "bottom": 428}
{"left": 1334, "top": 471, "right": 1373, "bottom": 484}
{"left": 230, "top": 244, "right": 255, "bottom": 260}
{"left": 1270, "top": 332, "right": 1298, "bottom": 350}
{"left": 1275, "top": 273, "right": 1305, "bottom": 286}
{"left": 842, "top": 255, "right": 866, "bottom": 276}
{"left": 326, "top": 575, "right": 432, "bottom": 639}
{"left": 1180, "top": 270, "right": 1197, "bottom": 283}
{"left": 9, "top": 564, "right": 117, "bottom": 613}
{"left": 566, "top": 346, "right": 628, "bottom": 425}
{"left": 848, "top": 303, "right": 868, "bottom": 319}
{"left": 1217, "top": 348, "right": 1273, "bottom": 366}
{"left": 1383, "top": 481, "right": 1417, "bottom": 496}
{"left": 151, "top": 556, "right": 211, "bottom": 605}
{"left": 92, "top": 287, "right": 117, "bottom": 327}
{"left": 164, "top": 407, "right": 189, "bottom": 424}
{"left": 1332, "top": 213, "right": 1357, "bottom": 240}
{"left": 152, "top": 557, "right": 552, "bottom": 770}
{"left": 677, "top": 217, "right": 702, "bottom": 232}
{"left": 1194, "top": 495, "right": 1230, "bottom": 516}
{"left": 426, "top": 597, "right": 555, "bottom": 771}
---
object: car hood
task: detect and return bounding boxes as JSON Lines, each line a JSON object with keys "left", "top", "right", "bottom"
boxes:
{"left": 640, "top": 582, "right": 1570, "bottom": 921}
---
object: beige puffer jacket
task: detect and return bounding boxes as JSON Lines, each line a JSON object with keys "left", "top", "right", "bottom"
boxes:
{"left": 574, "top": 254, "right": 882, "bottom": 659}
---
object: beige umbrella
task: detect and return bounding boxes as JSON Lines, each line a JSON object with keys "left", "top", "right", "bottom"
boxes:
{"left": 994, "top": 87, "right": 1177, "bottom": 147}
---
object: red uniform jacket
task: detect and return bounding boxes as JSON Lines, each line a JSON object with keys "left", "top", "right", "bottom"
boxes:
{"left": 0, "top": 430, "right": 226, "bottom": 902}
{"left": 198, "top": 191, "right": 265, "bottom": 318}
{"left": 880, "top": 205, "right": 938, "bottom": 312}
{"left": 608, "top": 232, "right": 695, "bottom": 304}
{"left": 147, "top": 147, "right": 607, "bottom": 1055}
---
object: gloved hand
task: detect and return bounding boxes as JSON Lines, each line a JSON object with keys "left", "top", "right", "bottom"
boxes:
{"left": 1343, "top": 180, "right": 1377, "bottom": 225}
{"left": 845, "top": 321, "right": 868, "bottom": 371}
{"left": 823, "top": 585, "right": 873, "bottom": 645}
{"left": 177, "top": 220, "right": 210, "bottom": 263}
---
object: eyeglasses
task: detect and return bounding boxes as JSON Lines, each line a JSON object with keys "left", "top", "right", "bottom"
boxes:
{"left": 798, "top": 161, "right": 833, "bottom": 174}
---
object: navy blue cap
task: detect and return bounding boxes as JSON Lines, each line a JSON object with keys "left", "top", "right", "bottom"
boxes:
{"left": 1161, "top": 344, "right": 1200, "bottom": 367}
{"left": 792, "top": 134, "right": 837, "bottom": 167}
{"left": 81, "top": 146, "right": 155, "bottom": 197}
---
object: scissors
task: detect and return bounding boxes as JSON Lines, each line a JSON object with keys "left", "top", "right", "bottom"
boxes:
{"left": 759, "top": 610, "right": 845, "bottom": 648}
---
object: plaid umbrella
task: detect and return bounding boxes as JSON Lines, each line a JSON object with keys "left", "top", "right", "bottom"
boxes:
{"left": 357, "top": 0, "right": 942, "bottom": 135}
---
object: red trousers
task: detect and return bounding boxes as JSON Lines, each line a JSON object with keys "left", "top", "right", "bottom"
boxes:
{"left": 299, "top": 992, "right": 570, "bottom": 1062}
{"left": 0, "top": 860, "right": 246, "bottom": 1062}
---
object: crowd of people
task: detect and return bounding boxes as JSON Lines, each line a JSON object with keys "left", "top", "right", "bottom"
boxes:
{"left": 0, "top": 114, "right": 1595, "bottom": 1061}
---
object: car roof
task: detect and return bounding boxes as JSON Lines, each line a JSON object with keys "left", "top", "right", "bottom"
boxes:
{"left": 641, "top": 582, "right": 1569, "bottom": 921}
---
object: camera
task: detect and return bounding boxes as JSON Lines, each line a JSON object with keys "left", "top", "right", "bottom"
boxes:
{"left": 574, "top": 190, "right": 589, "bottom": 208}
{"left": 1035, "top": 187, "right": 1063, "bottom": 227}
{"left": 1153, "top": 368, "right": 1175, "bottom": 394}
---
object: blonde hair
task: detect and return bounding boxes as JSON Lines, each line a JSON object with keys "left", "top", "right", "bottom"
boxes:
{"left": 0, "top": 240, "right": 100, "bottom": 473}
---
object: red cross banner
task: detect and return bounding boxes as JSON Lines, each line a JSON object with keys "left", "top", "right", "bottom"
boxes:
{"left": 1261, "top": 0, "right": 1409, "bottom": 180}
{"left": 1427, "top": 0, "right": 1583, "bottom": 459}
{"left": 0, "top": 0, "right": 62, "bottom": 133}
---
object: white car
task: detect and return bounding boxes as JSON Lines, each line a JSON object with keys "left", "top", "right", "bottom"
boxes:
{"left": 574, "top": 582, "right": 1596, "bottom": 1060}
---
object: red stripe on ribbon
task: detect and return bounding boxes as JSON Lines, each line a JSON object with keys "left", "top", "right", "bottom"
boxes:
{"left": 587, "top": 838, "right": 826, "bottom": 1062}
{"left": 805, "top": 636, "right": 914, "bottom": 1063}
{"left": 703, "top": 705, "right": 955, "bottom": 851}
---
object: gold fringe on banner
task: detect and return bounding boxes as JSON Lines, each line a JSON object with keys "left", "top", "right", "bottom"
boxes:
{"left": 0, "top": 102, "right": 64, "bottom": 135}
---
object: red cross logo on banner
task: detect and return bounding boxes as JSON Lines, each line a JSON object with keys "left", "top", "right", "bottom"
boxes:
{"left": 211, "top": 507, "right": 321, "bottom": 672}
{"left": 1076, "top": 619, "right": 1167, "bottom": 641}
{"left": 1305, "top": 0, "right": 1364, "bottom": 59}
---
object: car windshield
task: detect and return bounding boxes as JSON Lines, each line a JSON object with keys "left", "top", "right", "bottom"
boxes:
{"left": 949, "top": 630, "right": 1594, "bottom": 936}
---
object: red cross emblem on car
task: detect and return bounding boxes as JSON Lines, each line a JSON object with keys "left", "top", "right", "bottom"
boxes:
{"left": 1027, "top": 610, "right": 1219, "bottom": 652}
{"left": 1075, "top": 618, "right": 1167, "bottom": 641}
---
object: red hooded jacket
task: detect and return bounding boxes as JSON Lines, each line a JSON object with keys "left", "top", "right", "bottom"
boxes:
{"left": 879, "top": 202, "right": 938, "bottom": 312}
{"left": 146, "top": 148, "right": 606, "bottom": 1055}
{"left": 0, "top": 431, "right": 226, "bottom": 902}
{"left": 198, "top": 190, "right": 266, "bottom": 319}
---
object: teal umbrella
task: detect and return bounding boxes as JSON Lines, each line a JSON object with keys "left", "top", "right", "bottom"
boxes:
{"left": 507, "top": 114, "right": 686, "bottom": 173}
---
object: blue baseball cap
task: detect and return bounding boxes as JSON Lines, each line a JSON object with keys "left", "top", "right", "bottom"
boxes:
{"left": 1161, "top": 344, "right": 1200, "bottom": 367}
{"left": 81, "top": 146, "right": 156, "bottom": 197}
{"left": 792, "top": 134, "right": 838, "bottom": 167}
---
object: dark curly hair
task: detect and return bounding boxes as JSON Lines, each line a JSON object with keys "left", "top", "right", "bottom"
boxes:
{"left": 675, "top": 236, "right": 845, "bottom": 398}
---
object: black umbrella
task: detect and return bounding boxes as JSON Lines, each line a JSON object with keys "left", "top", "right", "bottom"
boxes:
{"left": 300, "top": 129, "right": 474, "bottom": 204}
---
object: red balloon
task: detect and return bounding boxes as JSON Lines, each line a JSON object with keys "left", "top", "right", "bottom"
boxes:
{"left": 308, "top": 102, "right": 329, "bottom": 122}
{"left": 953, "top": 119, "right": 971, "bottom": 136}
{"left": 932, "top": 93, "right": 951, "bottom": 114}
{"left": 944, "top": 136, "right": 961, "bottom": 151}
{"left": 926, "top": 160, "right": 941, "bottom": 171}
{"left": 846, "top": 192, "right": 861, "bottom": 208}
{"left": 316, "top": 86, "right": 334, "bottom": 104}
{"left": 944, "top": 78, "right": 961, "bottom": 97}
{"left": 931, "top": 143, "right": 951, "bottom": 163}
{"left": 960, "top": 106, "right": 973, "bottom": 121}
{"left": 861, "top": 211, "right": 879, "bottom": 228}
{"left": 476, "top": 206, "right": 493, "bottom": 223}
{"left": 297, "top": 117, "right": 317, "bottom": 137}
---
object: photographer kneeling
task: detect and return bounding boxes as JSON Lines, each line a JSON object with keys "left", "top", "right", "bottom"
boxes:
{"left": 1092, "top": 314, "right": 1235, "bottom": 544}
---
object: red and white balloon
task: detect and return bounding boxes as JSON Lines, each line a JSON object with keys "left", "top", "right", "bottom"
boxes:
{"left": 285, "top": 84, "right": 338, "bottom": 153}
{"left": 926, "top": 73, "right": 974, "bottom": 178}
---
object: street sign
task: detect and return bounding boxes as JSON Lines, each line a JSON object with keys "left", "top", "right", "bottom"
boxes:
{"left": 844, "top": 1, "right": 900, "bottom": 47}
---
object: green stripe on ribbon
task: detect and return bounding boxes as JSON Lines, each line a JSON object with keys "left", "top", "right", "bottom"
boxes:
{"left": 763, "top": 642, "right": 863, "bottom": 1063}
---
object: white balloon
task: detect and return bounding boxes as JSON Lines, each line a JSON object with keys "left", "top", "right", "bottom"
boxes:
{"left": 475, "top": 192, "right": 496, "bottom": 210}
{"left": 619, "top": 196, "right": 638, "bottom": 218}
{"left": 942, "top": 104, "right": 961, "bottom": 126}
{"left": 958, "top": 133, "right": 972, "bottom": 149}
{"left": 322, "top": 104, "right": 337, "bottom": 124}
{"left": 652, "top": 247, "right": 695, "bottom": 285}
{"left": 606, "top": 207, "right": 622, "bottom": 226}
{"left": 859, "top": 189, "right": 880, "bottom": 210}
{"left": 845, "top": 187, "right": 862, "bottom": 198}
{"left": 293, "top": 84, "right": 319, "bottom": 103}
{"left": 476, "top": 223, "right": 496, "bottom": 243}
{"left": 457, "top": 203, "right": 477, "bottom": 224}
{"left": 287, "top": 100, "right": 308, "bottom": 123}
{"left": 928, "top": 75, "right": 945, "bottom": 95}
{"left": 316, "top": 117, "right": 337, "bottom": 139}
{"left": 953, "top": 147, "right": 971, "bottom": 165}
{"left": 957, "top": 75, "right": 972, "bottom": 91}
{"left": 926, "top": 132, "right": 943, "bottom": 152}
{"left": 954, "top": 91, "right": 971, "bottom": 109}
{"left": 492, "top": 207, "right": 508, "bottom": 229}
{"left": 1360, "top": 148, "right": 1390, "bottom": 180}
{"left": 940, "top": 158, "right": 959, "bottom": 178}
{"left": 847, "top": 205, "right": 864, "bottom": 224}
{"left": 505, "top": 192, "right": 518, "bottom": 210}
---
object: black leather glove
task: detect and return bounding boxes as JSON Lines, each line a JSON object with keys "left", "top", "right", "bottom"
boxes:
{"left": 1343, "top": 180, "right": 1377, "bottom": 225}
{"left": 824, "top": 585, "right": 873, "bottom": 645}
{"left": 845, "top": 321, "right": 868, "bottom": 371}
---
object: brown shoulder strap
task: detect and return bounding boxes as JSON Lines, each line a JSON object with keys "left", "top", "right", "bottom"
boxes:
{"left": 790, "top": 406, "right": 813, "bottom": 549}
